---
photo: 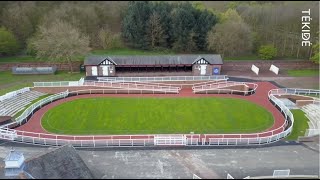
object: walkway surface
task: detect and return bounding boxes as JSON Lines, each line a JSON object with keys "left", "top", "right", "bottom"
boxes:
{"left": 14, "top": 81, "right": 285, "bottom": 142}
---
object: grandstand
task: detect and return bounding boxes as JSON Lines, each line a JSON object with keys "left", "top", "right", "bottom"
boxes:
{"left": 301, "top": 103, "right": 320, "bottom": 131}
{"left": 0, "top": 91, "right": 47, "bottom": 117}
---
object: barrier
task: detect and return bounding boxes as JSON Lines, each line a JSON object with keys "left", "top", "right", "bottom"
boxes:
{"left": 192, "top": 81, "right": 258, "bottom": 95}
{"left": 33, "top": 78, "right": 85, "bottom": 87}
{"left": 251, "top": 64, "right": 259, "bottom": 75}
{"left": 269, "top": 64, "right": 279, "bottom": 75}
{"left": 1, "top": 87, "right": 319, "bottom": 148}
{"left": 304, "top": 129, "right": 320, "bottom": 137}
{"left": 97, "top": 75, "right": 228, "bottom": 82}
{"left": 83, "top": 81, "right": 181, "bottom": 93}
{"left": 0, "top": 87, "right": 30, "bottom": 102}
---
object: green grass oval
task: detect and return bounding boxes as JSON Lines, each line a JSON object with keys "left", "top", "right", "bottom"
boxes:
{"left": 41, "top": 97, "right": 274, "bottom": 135}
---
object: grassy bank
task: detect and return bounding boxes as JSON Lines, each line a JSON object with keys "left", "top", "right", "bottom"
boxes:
{"left": 286, "top": 69, "right": 319, "bottom": 77}
{"left": 0, "top": 71, "right": 84, "bottom": 96}
{"left": 285, "top": 109, "right": 310, "bottom": 140}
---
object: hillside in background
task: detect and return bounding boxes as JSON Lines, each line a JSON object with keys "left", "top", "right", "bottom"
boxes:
{"left": 0, "top": 1, "right": 318, "bottom": 61}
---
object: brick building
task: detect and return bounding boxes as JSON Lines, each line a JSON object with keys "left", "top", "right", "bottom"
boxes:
{"left": 84, "top": 55, "right": 223, "bottom": 77}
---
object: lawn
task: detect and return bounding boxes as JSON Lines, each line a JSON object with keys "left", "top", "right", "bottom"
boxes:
{"left": 0, "top": 71, "right": 85, "bottom": 96}
{"left": 285, "top": 109, "right": 310, "bottom": 140}
{"left": 91, "top": 47, "right": 176, "bottom": 55}
{"left": 41, "top": 97, "right": 274, "bottom": 135}
{"left": 224, "top": 55, "right": 260, "bottom": 61}
{"left": 286, "top": 69, "right": 319, "bottom": 77}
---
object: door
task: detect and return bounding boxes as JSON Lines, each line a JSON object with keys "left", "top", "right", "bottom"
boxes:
{"left": 102, "top": 66, "right": 109, "bottom": 76}
{"left": 200, "top": 65, "right": 207, "bottom": 75}
{"left": 91, "top": 66, "right": 97, "bottom": 76}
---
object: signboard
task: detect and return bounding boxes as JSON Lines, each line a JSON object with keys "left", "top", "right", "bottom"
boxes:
{"left": 251, "top": 64, "right": 259, "bottom": 75}
{"left": 269, "top": 64, "right": 279, "bottom": 75}
{"left": 213, "top": 67, "right": 220, "bottom": 75}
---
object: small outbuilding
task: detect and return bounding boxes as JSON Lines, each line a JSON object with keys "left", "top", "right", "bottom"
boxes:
{"left": 84, "top": 54, "right": 223, "bottom": 77}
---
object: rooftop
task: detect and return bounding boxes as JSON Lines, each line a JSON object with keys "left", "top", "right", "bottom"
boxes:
{"left": 0, "top": 145, "right": 94, "bottom": 179}
{"left": 84, "top": 54, "right": 223, "bottom": 66}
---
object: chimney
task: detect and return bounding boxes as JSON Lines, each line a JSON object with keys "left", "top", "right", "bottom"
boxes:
{"left": 4, "top": 148, "right": 25, "bottom": 177}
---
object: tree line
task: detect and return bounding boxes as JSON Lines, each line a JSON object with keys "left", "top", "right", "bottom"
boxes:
{"left": 0, "top": 1, "right": 319, "bottom": 66}
{"left": 122, "top": 1, "right": 217, "bottom": 52}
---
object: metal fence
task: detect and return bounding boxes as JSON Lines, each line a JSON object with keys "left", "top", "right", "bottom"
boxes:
{"left": 97, "top": 75, "right": 229, "bottom": 82}
{"left": 192, "top": 81, "right": 258, "bottom": 95}
{"left": 33, "top": 77, "right": 85, "bottom": 87}
{"left": 1, "top": 87, "right": 317, "bottom": 148}
{"left": 83, "top": 81, "right": 181, "bottom": 93}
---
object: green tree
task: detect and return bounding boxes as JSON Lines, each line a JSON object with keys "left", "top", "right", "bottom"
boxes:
{"left": 207, "top": 10, "right": 253, "bottom": 57}
{"left": 0, "top": 27, "right": 19, "bottom": 56}
{"left": 258, "top": 44, "right": 278, "bottom": 60}
{"left": 122, "top": 1, "right": 151, "bottom": 49}
{"left": 31, "top": 20, "right": 90, "bottom": 72}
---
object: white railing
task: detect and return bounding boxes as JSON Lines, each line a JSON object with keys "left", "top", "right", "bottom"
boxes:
{"left": 69, "top": 88, "right": 179, "bottom": 95}
{"left": 1, "top": 91, "right": 69, "bottom": 129}
{"left": 1, "top": 87, "right": 318, "bottom": 148}
{"left": 0, "top": 87, "right": 30, "bottom": 102}
{"left": 192, "top": 81, "right": 258, "bottom": 95}
{"left": 97, "top": 75, "right": 228, "bottom": 82}
{"left": 83, "top": 81, "right": 181, "bottom": 93}
{"left": 33, "top": 77, "right": 85, "bottom": 87}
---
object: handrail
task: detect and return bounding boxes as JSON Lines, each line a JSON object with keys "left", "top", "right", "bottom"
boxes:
{"left": 192, "top": 81, "right": 258, "bottom": 95}
{"left": 97, "top": 75, "right": 229, "bottom": 82}
{"left": 84, "top": 81, "right": 181, "bottom": 91}
{"left": 0, "top": 87, "right": 30, "bottom": 102}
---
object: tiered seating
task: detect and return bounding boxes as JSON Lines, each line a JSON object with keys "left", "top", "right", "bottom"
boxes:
{"left": 0, "top": 91, "right": 47, "bottom": 117}
{"left": 301, "top": 104, "right": 320, "bottom": 130}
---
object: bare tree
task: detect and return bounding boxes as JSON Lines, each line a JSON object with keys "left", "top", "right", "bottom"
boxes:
{"left": 148, "top": 12, "right": 164, "bottom": 49}
{"left": 31, "top": 20, "right": 90, "bottom": 72}
{"left": 207, "top": 11, "right": 253, "bottom": 57}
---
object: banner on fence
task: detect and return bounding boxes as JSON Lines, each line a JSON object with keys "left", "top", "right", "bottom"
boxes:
{"left": 251, "top": 65, "right": 259, "bottom": 75}
{"left": 269, "top": 64, "right": 279, "bottom": 75}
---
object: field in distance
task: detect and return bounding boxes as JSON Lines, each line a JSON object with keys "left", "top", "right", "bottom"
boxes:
{"left": 41, "top": 97, "right": 274, "bottom": 135}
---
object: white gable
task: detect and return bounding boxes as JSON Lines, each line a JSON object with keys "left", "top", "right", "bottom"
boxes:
{"left": 193, "top": 58, "right": 210, "bottom": 64}
{"left": 99, "top": 59, "right": 116, "bottom": 65}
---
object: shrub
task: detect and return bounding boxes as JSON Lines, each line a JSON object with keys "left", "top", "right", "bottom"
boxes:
{"left": 258, "top": 44, "right": 277, "bottom": 60}
{"left": 310, "top": 43, "right": 319, "bottom": 64}
{"left": 0, "top": 27, "right": 19, "bottom": 56}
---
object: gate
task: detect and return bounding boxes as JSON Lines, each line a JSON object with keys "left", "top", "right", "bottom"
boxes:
{"left": 154, "top": 135, "right": 186, "bottom": 146}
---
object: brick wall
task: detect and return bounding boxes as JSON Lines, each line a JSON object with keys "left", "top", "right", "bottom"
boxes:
{"left": 222, "top": 60, "right": 318, "bottom": 72}
{"left": 0, "top": 61, "right": 83, "bottom": 72}
{"left": 192, "top": 65, "right": 221, "bottom": 75}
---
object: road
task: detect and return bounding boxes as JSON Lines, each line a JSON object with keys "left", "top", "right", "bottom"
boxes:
{"left": 0, "top": 140, "right": 318, "bottom": 179}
